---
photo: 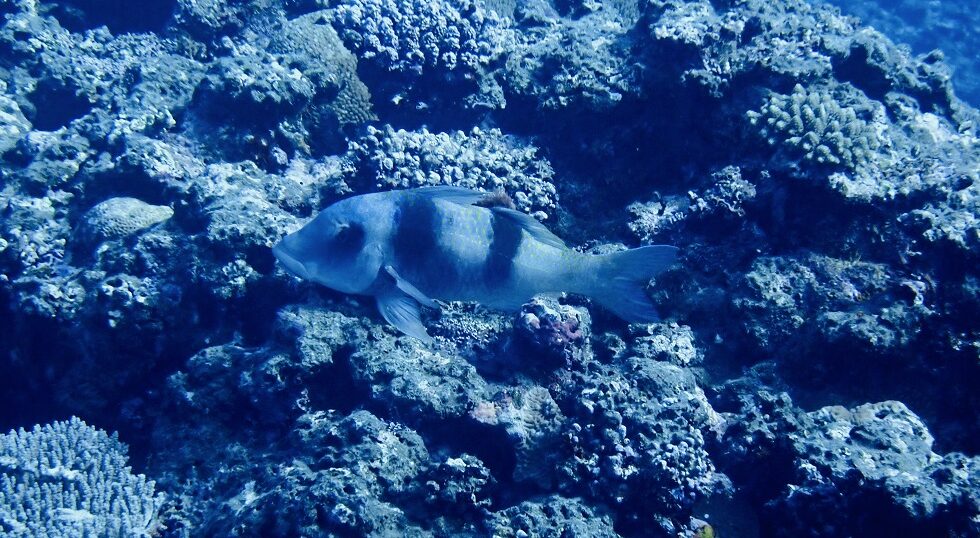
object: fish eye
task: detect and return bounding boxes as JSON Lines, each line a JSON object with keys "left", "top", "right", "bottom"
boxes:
{"left": 330, "top": 222, "right": 365, "bottom": 254}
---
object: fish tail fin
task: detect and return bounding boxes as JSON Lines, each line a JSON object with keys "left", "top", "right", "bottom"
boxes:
{"left": 585, "top": 245, "right": 678, "bottom": 322}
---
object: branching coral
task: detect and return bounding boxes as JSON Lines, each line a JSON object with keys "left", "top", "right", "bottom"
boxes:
{"left": 748, "top": 84, "right": 883, "bottom": 170}
{"left": 333, "top": 0, "right": 504, "bottom": 76}
{"left": 0, "top": 417, "right": 165, "bottom": 537}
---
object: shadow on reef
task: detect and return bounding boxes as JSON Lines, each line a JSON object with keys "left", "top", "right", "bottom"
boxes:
{"left": 45, "top": 0, "right": 177, "bottom": 34}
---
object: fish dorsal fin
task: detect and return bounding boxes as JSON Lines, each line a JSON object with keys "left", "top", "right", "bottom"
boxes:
{"left": 412, "top": 186, "right": 521, "bottom": 211}
{"left": 491, "top": 207, "right": 566, "bottom": 249}
{"left": 384, "top": 265, "right": 439, "bottom": 308}
{"left": 376, "top": 288, "right": 433, "bottom": 343}
{"left": 412, "top": 186, "right": 488, "bottom": 206}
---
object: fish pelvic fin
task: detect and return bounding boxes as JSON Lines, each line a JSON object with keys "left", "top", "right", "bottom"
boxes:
{"left": 376, "top": 288, "right": 434, "bottom": 343}
{"left": 586, "top": 245, "right": 678, "bottom": 323}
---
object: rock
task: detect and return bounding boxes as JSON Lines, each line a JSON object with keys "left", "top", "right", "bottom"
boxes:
{"left": 78, "top": 197, "right": 173, "bottom": 245}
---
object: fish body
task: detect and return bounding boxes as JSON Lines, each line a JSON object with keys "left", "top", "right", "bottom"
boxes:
{"left": 273, "top": 187, "right": 677, "bottom": 341}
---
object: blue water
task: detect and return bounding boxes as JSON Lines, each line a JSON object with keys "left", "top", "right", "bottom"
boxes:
{"left": 824, "top": 0, "right": 980, "bottom": 106}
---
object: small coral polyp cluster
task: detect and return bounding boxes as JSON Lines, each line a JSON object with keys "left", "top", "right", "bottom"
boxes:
{"left": 749, "top": 84, "right": 882, "bottom": 169}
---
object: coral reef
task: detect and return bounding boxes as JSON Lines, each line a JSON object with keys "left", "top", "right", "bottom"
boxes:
{"left": 334, "top": 0, "right": 501, "bottom": 76}
{"left": 0, "top": 0, "right": 977, "bottom": 536}
{"left": 825, "top": 0, "right": 980, "bottom": 106}
{"left": 729, "top": 251, "right": 942, "bottom": 403}
{"left": 781, "top": 401, "right": 978, "bottom": 530}
{"left": 332, "top": 0, "right": 509, "bottom": 111}
{"left": 487, "top": 495, "right": 618, "bottom": 537}
{"left": 555, "top": 360, "right": 725, "bottom": 534}
{"left": 718, "top": 390, "right": 979, "bottom": 536}
{"left": 628, "top": 166, "right": 759, "bottom": 241}
{"left": 190, "top": 10, "right": 373, "bottom": 162}
{"left": 515, "top": 297, "right": 591, "bottom": 368}
{"left": 0, "top": 83, "right": 30, "bottom": 153}
{"left": 269, "top": 11, "right": 375, "bottom": 128}
{"left": 348, "top": 337, "right": 493, "bottom": 420}
{"left": 345, "top": 124, "right": 558, "bottom": 218}
{"left": 499, "top": 5, "right": 635, "bottom": 110}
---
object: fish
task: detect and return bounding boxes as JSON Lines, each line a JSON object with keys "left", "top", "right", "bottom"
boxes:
{"left": 273, "top": 186, "right": 678, "bottom": 342}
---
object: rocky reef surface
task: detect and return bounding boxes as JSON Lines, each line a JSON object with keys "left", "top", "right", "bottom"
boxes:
{"left": 824, "top": 0, "right": 980, "bottom": 108}
{"left": 0, "top": 0, "right": 977, "bottom": 536}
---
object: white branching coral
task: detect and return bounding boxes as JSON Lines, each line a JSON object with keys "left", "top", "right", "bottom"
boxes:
{"left": 333, "top": 0, "right": 505, "bottom": 76}
{"left": 0, "top": 417, "right": 165, "bottom": 537}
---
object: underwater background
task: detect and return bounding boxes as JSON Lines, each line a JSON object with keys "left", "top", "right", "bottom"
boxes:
{"left": 0, "top": 0, "right": 977, "bottom": 536}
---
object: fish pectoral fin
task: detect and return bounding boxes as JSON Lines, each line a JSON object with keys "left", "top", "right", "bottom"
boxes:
{"left": 384, "top": 265, "right": 439, "bottom": 308}
{"left": 491, "top": 207, "right": 566, "bottom": 249}
{"left": 376, "top": 290, "right": 433, "bottom": 343}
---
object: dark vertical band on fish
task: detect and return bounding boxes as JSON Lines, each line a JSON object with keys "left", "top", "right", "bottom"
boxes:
{"left": 484, "top": 209, "right": 524, "bottom": 286}
{"left": 392, "top": 194, "right": 458, "bottom": 293}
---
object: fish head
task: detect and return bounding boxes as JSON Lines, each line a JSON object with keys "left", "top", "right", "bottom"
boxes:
{"left": 273, "top": 196, "right": 385, "bottom": 294}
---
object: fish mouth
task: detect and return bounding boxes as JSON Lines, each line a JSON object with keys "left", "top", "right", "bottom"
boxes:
{"left": 272, "top": 241, "right": 310, "bottom": 280}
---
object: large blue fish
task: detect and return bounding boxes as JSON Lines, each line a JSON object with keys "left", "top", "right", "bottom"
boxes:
{"left": 273, "top": 187, "right": 677, "bottom": 342}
